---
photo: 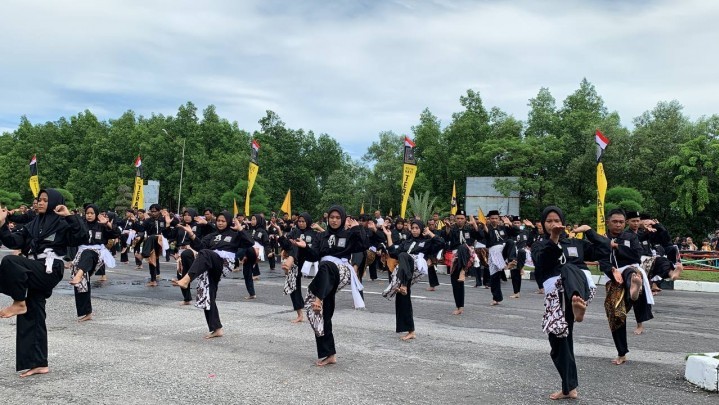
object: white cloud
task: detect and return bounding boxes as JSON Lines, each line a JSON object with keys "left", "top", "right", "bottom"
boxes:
{"left": 0, "top": 0, "right": 717, "bottom": 157}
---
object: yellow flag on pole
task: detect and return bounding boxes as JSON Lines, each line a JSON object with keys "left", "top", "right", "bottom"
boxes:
{"left": 450, "top": 181, "right": 457, "bottom": 215}
{"left": 233, "top": 198, "right": 239, "bottom": 217}
{"left": 28, "top": 155, "right": 39, "bottom": 198}
{"left": 131, "top": 156, "right": 144, "bottom": 210}
{"left": 245, "top": 140, "right": 260, "bottom": 216}
{"left": 360, "top": 201, "right": 365, "bottom": 215}
{"left": 595, "top": 130, "right": 610, "bottom": 234}
{"left": 477, "top": 206, "right": 486, "bottom": 224}
{"left": 280, "top": 189, "right": 291, "bottom": 216}
{"left": 400, "top": 136, "right": 417, "bottom": 219}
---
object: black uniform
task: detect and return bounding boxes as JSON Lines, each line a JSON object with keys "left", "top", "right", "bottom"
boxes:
{"left": 139, "top": 211, "right": 177, "bottom": 282}
{"left": 302, "top": 206, "right": 369, "bottom": 360}
{"left": 0, "top": 189, "right": 86, "bottom": 372}
{"left": 279, "top": 213, "right": 317, "bottom": 311}
{"left": 444, "top": 223, "right": 484, "bottom": 309}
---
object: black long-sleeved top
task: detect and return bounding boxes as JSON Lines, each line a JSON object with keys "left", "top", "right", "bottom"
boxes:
{"left": 387, "top": 235, "right": 445, "bottom": 258}
{"left": 280, "top": 227, "right": 318, "bottom": 267}
{"left": 166, "top": 222, "right": 203, "bottom": 250}
{"left": 534, "top": 229, "right": 609, "bottom": 285}
{"left": 485, "top": 224, "right": 519, "bottom": 248}
{"left": 199, "top": 228, "right": 253, "bottom": 253}
{"left": 8, "top": 210, "right": 36, "bottom": 224}
{"left": 303, "top": 225, "right": 369, "bottom": 262}
{"left": 248, "top": 226, "right": 270, "bottom": 250}
{"left": 0, "top": 215, "right": 86, "bottom": 257}
{"left": 139, "top": 216, "right": 177, "bottom": 238}
{"left": 83, "top": 220, "right": 121, "bottom": 246}
{"left": 367, "top": 228, "right": 387, "bottom": 249}
{"left": 444, "top": 225, "right": 484, "bottom": 250}
{"left": 514, "top": 228, "right": 534, "bottom": 249}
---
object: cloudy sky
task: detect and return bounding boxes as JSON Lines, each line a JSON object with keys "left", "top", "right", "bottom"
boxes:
{"left": 0, "top": 0, "right": 715, "bottom": 158}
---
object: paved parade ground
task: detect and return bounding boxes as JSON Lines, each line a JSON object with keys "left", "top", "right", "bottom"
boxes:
{"left": 1, "top": 249, "right": 717, "bottom": 404}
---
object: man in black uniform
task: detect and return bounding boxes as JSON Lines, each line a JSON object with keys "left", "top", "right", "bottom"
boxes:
{"left": 483, "top": 210, "right": 518, "bottom": 306}
{"left": 509, "top": 216, "right": 534, "bottom": 299}
{"left": 444, "top": 209, "right": 484, "bottom": 315}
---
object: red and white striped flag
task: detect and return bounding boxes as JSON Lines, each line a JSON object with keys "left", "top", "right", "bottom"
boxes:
{"left": 252, "top": 139, "right": 260, "bottom": 151}
{"left": 134, "top": 156, "right": 142, "bottom": 168}
{"left": 595, "top": 129, "right": 609, "bottom": 161}
{"left": 404, "top": 136, "right": 415, "bottom": 148}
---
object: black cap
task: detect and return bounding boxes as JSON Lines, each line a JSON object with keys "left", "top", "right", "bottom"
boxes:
{"left": 511, "top": 215, "right": 520, "bottom": 222}
{"left": 487, "top": 210, "right": 500, "bottom": 217}
{"left": 639, "top": 213, "right": 651, "bottom": 220}
{"left": 625, "top": 210, "right": 640, "bottom": 219}
{"left": 456, "top": 209, "right": 467, "bottom": 216}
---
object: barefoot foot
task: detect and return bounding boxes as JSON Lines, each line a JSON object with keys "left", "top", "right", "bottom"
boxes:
{"left": 510, "top": 293, "right": 520, "bottom": 299}
{"left": 78, "top": 313, "right": 93, "bottom": 322}
{"left": 549, "top": 389, "right": 578, "bottom": 400}
{"left": 0, "top": 301, "right": 27, "bottom": 318}
{"left": 244, "top": 295, "right": 256, "bottom": 300}
{"left": 572, "top": 295, "right": 587, "bottom": 322}
{"left": 426, "top": 287, "right": 436, "bottom": 291}
{"left": 316, "top": 355, "right": 337, "bottom": 367}
{"left": 291, "top": 316, "right": 304, "bottom": 324}
{"left": 629, "top": 273, "right": 642, "bottom": 301}
{"left": 204, "top": 328, "right": 224, "bottom": 339}
{"left": 634, "top": 323, "right": 645, "bottom": 335}
{"left": 452, "top": 308, "right": 463, "bottom": 315}
{"left": 401, "top": 331, "right": 416, "bottom": 341}
{"left": 69, "top": 269, "right": 85, "bottom": 285}
{"left": 19, "top": 366, "right": 50, "bottom": 378}
{"left": 146, "top": 281, "right": 158, "bottom": 287}
{"left": 611, "top": 356, "right": 627, "bottom": 365}
{"left": 179, "top": 301, "right": 191, "bottom": 306}
{"left": 171, "top": 277, "right": 190, "bottom": 289}
{"left": 491, "top": 300, "right": 500, "bottom": 306}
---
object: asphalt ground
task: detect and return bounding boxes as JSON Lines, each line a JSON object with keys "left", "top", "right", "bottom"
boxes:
{"left": 0, "top": 249, "right": 718, "bottom": 404}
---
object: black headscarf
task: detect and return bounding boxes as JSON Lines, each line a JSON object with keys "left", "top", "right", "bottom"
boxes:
{"left": 183, "top": 208, "right": 199, "bottom": 225}
{"left": 252, "top": 214, "right": 266, "bottom": 229}
{"left": 540, "top": 206, "right": 566, "bottom": 237}
{"left": 28, "top": 188, "right": 65, "bottom": 241}
{"left": 216, "top": 211, "right": 233, "bottom": 230}
{"left": 84, "top": 203, "right": 100, "bottom": 223}
{"left": 410, "top": 219, "right": 425, "bottom": 236}
{"left": 298, "top": 212, "right": 313, "bottom": 229}
{"left": 326, "top": 205, "right": 346, "bottom": 234}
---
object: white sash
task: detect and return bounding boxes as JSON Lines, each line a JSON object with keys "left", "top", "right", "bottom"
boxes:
{"left": 321, "top": 255, "right": 365, "bottom": 309}
{"left": 301, "top": 261, "right": 318, "bottom": 276}
{"left": 77, "top": 244, "right": 117, "bottom": 268}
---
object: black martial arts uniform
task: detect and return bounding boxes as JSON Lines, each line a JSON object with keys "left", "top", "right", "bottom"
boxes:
{"left": 279, "top": 213, "right": 317, "bottom": 312}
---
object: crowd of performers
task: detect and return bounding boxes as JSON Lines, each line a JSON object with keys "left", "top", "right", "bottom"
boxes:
{"left": 0, "top": 191, "right": 684, "bottom": 400}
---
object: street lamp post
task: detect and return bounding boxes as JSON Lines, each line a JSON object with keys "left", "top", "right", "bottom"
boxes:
{"left": 163, "top": 129, "right": 186, "bottom": 212}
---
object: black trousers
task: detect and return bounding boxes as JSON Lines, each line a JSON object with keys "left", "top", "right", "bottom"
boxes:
{"left": 74, "top": 250, "right": 99, "bottom": 317}
{"left": 510, "top": 249, "right": 527, "bottom": 294}
{"left": 451, "top": 245, "right": 471, "bottom": 308}
{"left": 0, "top": 255, "right": 63, "bottom": 371}
{"left": 242, "top": 248, "right": 257, "bottom": 296}
{"left": 396, "top": 285, "right": 414, "bottom": 333}
{"left": 187, "top": 250, "right": 224, "bottom": 332}
{"left": 290, "top": 262, "right": 304, "bottom": 311}
{"left": 368, "top": 257, "right": 379, "bottom": 280}
{"left": 428, "top": 265, "right": 440, "bottom": 288}
{"left": 308, "top": 262, "right": 340, "bottom": 359}
{"left": 133, "top": 237, "right": 144, "bottom": 266}
{"left": 179, "top": 248, "right": 195, "bottom": 302}
{"left": 549, "top": 299, "right": 578, "bottom": 395}
{"left": 610, "top": 267, "right": 648, "bottom": 357}
{"left": 141, "top": 235, "right": 162, "bottom": 281}
{"left": 490, "top": 271, "right": 503, "bottom": 302}
{"left": 396, "top": 252, "right": 414, "bottom": 286}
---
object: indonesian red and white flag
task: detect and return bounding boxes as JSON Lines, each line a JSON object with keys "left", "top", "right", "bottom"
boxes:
{"left": 595, "top": 130, "right": 609, "bottom": 161}
{"left": 595, "top": 130, "right": 609, "bottom": 150}
{"left": 134, "top": 156, "right": 142, "bottom": 168}
{"left": 29, "top": 155, "right": 37, "bottom": 166}
{"left": 252, "top": 139, "right": 261, "bottom": 151}
{"left": 404, "top": 136, "right": 415, "bottom": 148}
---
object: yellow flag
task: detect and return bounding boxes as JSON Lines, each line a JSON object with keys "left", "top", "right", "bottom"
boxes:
{"left": 450, "top": 181, "right": 457, "bottom": 215}
{"left": 245, "top": 162, "right": 259, "bottom": 216}
{"left": 388, "top": 208, "right": 393, "bottom": 217}
{"left": 233, "top": 198, "right": 239, "bottom": 217}
{"left": 596, "top": 162, "right": 607, "bottom": 235}
{"left": 477, "top": 206, "right": 486, "bottom": 224}
{"left": 400, "top": 164, "right": 417, "bottom": 218}
{"left": 360, "top": 202, "right": 365, "bottom": 215}
{"left": 29, "top": 155, "right": 39, "bottom": 197}
{"left": 132, "top": 176, "right": 144, "bottom": 210}
{"left": 280, "top": 189, "right": 291, "bottom": 215}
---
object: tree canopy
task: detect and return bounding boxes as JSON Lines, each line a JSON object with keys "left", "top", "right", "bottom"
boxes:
{"left": 1, "top": 79, "right": 717, "bottom": 240}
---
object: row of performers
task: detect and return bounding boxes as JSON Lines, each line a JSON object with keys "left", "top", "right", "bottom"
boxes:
{"left": 0, "top": 190, "right": 683, "bottom": 401}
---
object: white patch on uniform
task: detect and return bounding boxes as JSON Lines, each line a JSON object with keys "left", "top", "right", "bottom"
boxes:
{"left": 464, "top": 232, "right": 470, "bottom": 239}
{"left": 214, "top": 235, "right": 222, "bottom": 242}
{"left": 499, "top": 230, "right": 505, "bottom": 236}
{"left": 337, "top": 238, "right": 347, "bottom": 248}
{"left": 418, "top": 241, "right": 426, "bottom": 247}
{"left": 224, "top": 236, "right": 232, "bottom": 242}
{"left": 624, "top": 240, "right": 631, "bottom": 247}
{"left": 305, "top": 236, "right": 312, "bottom": 243}
{"left": 95, "top": 231, "right": 103, "bottom": 240}
{"left": 567, "top": 247, "right": 579, "bottom": 257}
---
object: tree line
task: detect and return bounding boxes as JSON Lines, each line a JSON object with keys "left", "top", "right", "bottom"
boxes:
{"left": 0, "top": 78, "right": 717, "bottom": 240}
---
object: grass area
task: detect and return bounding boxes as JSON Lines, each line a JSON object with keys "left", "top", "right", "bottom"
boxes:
{"left": 679, "top": 270, "right": 719, "bottom": 283}
{"left": 562, "top": 264, "right": 719, "bottom": 283}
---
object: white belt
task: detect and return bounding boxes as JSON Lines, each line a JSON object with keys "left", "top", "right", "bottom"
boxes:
{"left": 607, "top": 264, "right": 654, "bottom": 305}
{"left": 321, "top": 255, "right": 365, "bottom": 309}
{"left": 77, "top": 244, "right": 117, "bottom": 268}
{"left": 36, "top": 248, "right": 63, "bottom": 274}
{"left": 213, "top": 249, "right": 236, "bottom": 262}
{"left": 414, "top": 252, "right": 428, "bottom": 275}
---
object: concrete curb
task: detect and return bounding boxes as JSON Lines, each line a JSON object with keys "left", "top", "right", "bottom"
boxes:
{"left": 685, "top": 353, "right": 719, "bottom": 392}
